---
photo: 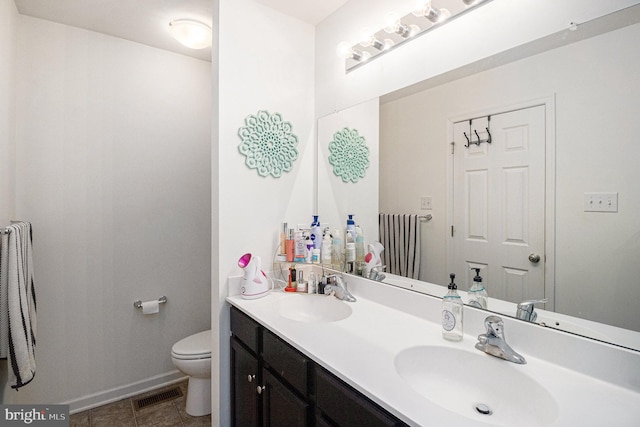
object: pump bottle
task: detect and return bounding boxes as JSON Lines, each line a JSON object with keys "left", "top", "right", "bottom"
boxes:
{"left": 468, "top": 268, "right": 488, "bottom": 309}
{"left": 442, "top": 274, "right": 464, "bottom": 341}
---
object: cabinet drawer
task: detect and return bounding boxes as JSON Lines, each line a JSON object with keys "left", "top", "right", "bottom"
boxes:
{"left": 230, "top": 306, "right": 260, "bottom": 354}
{"left": 262, "top": 329, "right": 308, "bottom": 396}
{"left": 315, "top": 367, "right": 402, "bottom": 427}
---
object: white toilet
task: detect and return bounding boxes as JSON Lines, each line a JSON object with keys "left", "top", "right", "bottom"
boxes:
{"left": 171, "top": 330, "right": 212, "bottom": 416}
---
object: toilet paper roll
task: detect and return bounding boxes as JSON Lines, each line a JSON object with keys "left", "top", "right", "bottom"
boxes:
{"left": 141, "top": 300, "right": 160, "bottom": 315}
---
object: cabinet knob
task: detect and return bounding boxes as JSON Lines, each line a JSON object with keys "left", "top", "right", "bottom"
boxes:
{"left": 247, "top": 374, "right": 255, "bottom": 383}
{"left": 256, "top": 385, "right": 266, "bottom": 395}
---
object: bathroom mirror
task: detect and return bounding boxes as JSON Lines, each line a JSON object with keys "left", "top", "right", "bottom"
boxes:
{"left": 317, "top": 6, "right": 640, "bottom": 351}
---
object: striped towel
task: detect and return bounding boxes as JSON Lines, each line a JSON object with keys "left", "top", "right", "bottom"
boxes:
{"left": 0, "top": 232, "right": 9, "bottom": 357}
{"left": 379, "top": 214, "right": 421, "bottom": 280}
{"left": 4, "top": 222, "right": 37, "bottom": 389}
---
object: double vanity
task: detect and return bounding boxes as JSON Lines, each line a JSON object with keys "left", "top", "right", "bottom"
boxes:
{"left": 227, "top": 269, "right": 640, "bottom": 426}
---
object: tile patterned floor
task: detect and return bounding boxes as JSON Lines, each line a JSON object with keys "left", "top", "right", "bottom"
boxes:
{"left": 69, "top": 381, "right": 211, "bottom": 427}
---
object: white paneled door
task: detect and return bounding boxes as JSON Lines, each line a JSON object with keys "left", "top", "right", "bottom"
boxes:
{"left": 451, "top": 105, "right": 546, "bottom": 304}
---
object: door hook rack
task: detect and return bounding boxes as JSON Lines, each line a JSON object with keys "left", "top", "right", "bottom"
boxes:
{"left": 464, "top": 117, "right": 492, "bottom": 148}
{"left": 464, "top": 128, "right": 492, "bottom": 147}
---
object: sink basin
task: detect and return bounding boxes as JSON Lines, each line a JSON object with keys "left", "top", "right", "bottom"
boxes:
{"left": 278, "top": 295, "right": 352, "bottom": 323}
{"left": 394, "top": 346, "right": 559, "bottom": 426}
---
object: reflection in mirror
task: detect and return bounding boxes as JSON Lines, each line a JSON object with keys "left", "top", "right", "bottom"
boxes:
{"left": 318, "top": 7, "right": 640, "bottom": 351}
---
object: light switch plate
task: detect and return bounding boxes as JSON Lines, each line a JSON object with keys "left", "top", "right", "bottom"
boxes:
{"left": 584, "top": 192, "right": 618, "bottom": 212}
{"left": 420, "top": 196, "right": 433, "bottom": 210}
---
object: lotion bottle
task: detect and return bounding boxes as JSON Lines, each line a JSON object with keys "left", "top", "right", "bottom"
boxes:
{"left": 311, "top": 215, "right": 322, "bottom": 251}
{"left": 442, "top": 273, "right": 463, "bottom": 341}
{"left": 345, "top": 230, "right": 356, "bottom": 273}
{"left": 468, "top": 268, "right": 488, "bottom": 309}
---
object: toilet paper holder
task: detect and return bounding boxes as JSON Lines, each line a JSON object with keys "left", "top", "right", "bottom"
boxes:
{"left": 134, "top": 296, "right": 167, "bottom": 309}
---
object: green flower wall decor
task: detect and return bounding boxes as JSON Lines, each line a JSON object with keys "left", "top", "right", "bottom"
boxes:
{"left": 238, "top": 110, "right": 299, "bottom": 178}
{"left": 328, "top": 128, "right": 370, "bottom": 183}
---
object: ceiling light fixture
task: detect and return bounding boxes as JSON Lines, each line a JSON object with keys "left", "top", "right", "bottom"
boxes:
{"left": 338, "top": 0, "right": 493, "bottom": 72}
{"left": 168, "top": 19, "right": 212, "bottom": 50}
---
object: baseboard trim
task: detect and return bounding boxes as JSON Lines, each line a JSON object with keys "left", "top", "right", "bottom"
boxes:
{"left": 63, "top": 370, "right": 188, "bottom": 414}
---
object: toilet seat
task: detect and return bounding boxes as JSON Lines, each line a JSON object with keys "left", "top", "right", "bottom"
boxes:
{"left": 171, "top": 330, "right": 211, "bottom": 360}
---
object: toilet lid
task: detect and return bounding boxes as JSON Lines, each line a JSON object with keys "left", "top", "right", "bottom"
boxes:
{"left": 172, "top": 330, "right": 211, "bottom": 358}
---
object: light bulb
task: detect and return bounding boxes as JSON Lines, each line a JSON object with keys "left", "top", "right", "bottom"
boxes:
{"left": 336, "top": 42, "right": 365, "bottom": 61}
{"left": 360, "top": 32, "right": 386, "bottom": 50}
{"left": 412, "top": 0, "right": 432, "bottom": 17}
{"left": 384, "top": 12, "right": 402, "bottom": 34}
{"left": 337, "top": 42, "right": 354, "bottom": 59}
{"left": 408, "top": 24, "right": 421, "bottom": 38}
{"left": 168, "top": 19, "right": 212, "bottom": 50}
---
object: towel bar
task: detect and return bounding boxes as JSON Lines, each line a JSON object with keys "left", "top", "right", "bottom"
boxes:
{"left": 133, "top": 296, "right": 167, "bottom": 309}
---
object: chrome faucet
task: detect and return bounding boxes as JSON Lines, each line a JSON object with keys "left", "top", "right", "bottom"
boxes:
{"left": 516, "top": 299, "right": 548, "bottom": 322}
{"left": 324, "top": 274, "right": 356, "bottom": 302}
{"left": 368, "top": 265, "right": 386, "bottom": 282}
{"left": 475, "top": 315, "right": 526, "bottom": 364}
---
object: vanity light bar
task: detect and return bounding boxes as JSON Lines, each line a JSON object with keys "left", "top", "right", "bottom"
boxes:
{"left": 338, "top": 0, "right": 493, "bottom": 72}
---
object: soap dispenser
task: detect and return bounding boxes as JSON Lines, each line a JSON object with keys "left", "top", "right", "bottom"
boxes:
{"left": 468, "top": 268, "right": 488, "bottom": 309}
{"left": 442, "top": 274, "right": 463, "bottom": 341}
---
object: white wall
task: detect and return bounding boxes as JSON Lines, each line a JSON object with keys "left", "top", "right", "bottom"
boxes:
{"left": 380, "top": 22, "right": 640, "bottom": 331}
{"left": 7, "top": 16, "right": 211, "bottom": 408}
{"left": 212, "top": 1, "right": 315, "bottom": 425}
{"left": 317, "top": 98, "right": 379, "bottom": 252}
{"left": 0, "top": 0, "right": 17, "bottom": 226}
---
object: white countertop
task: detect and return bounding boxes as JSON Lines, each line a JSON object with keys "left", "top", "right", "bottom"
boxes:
{"left": 227, "top": 275, "right": 640, "bottom": 426}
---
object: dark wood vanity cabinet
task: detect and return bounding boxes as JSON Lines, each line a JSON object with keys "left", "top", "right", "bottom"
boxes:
{"left": 230, "top": 306, "right": 407, "bottom": 427}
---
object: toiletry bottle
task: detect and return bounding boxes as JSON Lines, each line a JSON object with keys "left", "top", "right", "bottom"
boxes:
{"left": 279, "top": 222, "right": 287, "bottom": 256}
{"left": 345, "top": 230, "right": 356, "bottom": 273}
{"left": 286, "top": 265, "right": 297, "bottom": 292}
{"left": 331, "top": 229, "right": 344, "bottom": 271}
{"left": 307, "top": 272, "right": 317, "bottom": 294}
{"left": 468, "top": 268, "right": 488, "bottom": 309}
{"left": 285, "top": 228, "right": 294, "bottom": 262}
{"left": 355, "top": 225, "right": 365, "bottom": 275}
{"left": 312, "top": 249, "right": 320, "bottom": 264}
{"left": 305, "top": 232, "right": 314, "bottom": 263}
{"left": 345, "top": 214, "right": 356, "bottom": 240}
{"left": 294, "top": 229, "right": 306, "bottom": 262}
{"left": 321, "top": 228, "right": 332, "bottom": 264}
{"left": 442, "top": 273, "right": 463, "bottom": 341}
{"left": 311, "top": 215, "right": 322, "bottom": 251}
{"left": 297, "top": 271, "right": 307, "bottom": 292}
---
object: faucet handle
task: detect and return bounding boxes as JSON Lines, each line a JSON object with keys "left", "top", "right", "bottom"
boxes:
{"left": 483, "top": 315, "right": 504, "bottom": 337}
{"left": 516, "top": 299, "right": 548, "bottom": 322}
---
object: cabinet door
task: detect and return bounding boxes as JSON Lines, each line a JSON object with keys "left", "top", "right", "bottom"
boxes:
{"left": 315, "top": 367, "right": 403, "bottom": 427}
{"left": 262, "top": 368, "right": 309, "bottom": 427}
{"left": 231, "top": 337, "right": 260, "bottom": 427}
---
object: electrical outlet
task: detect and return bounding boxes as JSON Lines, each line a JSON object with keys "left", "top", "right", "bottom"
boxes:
{"left": 584, "top": 192, "right": 618, "bottom": 212}
{"left": 420, "top": 196, "right": 433, "bottom": 210}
